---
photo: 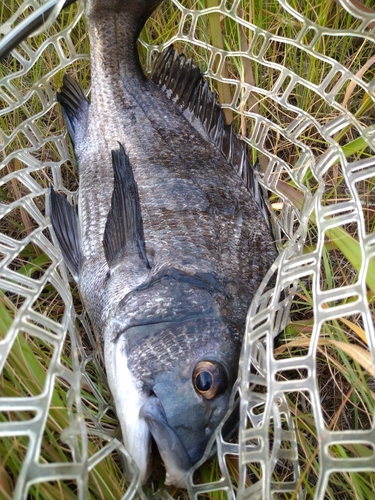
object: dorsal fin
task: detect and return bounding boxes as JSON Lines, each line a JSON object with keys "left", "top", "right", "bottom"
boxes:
{"left": 57, "top": 74, "right": 89, "bottom": 146}
{"left": 150, "top": 46, "right": 270, "bottom": 226}
{"left": 151, "top": 46, "right": 201, "bottom": 109}
{"left": 103, "top": 143, "right": 150, "bottom": 272}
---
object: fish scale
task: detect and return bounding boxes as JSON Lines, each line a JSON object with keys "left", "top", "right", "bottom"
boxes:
{"left": 50, "top": 0, "right": 277, "bottom": 488}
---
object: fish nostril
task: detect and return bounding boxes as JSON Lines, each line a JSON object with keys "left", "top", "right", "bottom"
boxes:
{"left": 142, "top": 386, "right": 156, "bottom": 398}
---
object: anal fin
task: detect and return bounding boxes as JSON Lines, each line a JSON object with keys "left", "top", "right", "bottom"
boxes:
{"left": 103, "top": 143, "right": 150, "bottom": 273}
{"left": 49, "top": 186, "right": 81, "bottom": 280}
{"left": 57, "top": 74, "right": 89, "bottom": 146}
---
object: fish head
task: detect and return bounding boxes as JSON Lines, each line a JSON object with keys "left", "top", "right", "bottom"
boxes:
{"left": 103, "top": 270, "right": 241, "bottom": 487}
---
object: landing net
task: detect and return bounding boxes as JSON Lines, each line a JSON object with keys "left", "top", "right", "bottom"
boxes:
{"left": 0, "top": 1, "right": 374, "bottom": 499}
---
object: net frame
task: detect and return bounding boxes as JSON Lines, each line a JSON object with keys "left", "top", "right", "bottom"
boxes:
{"left": 0, "top": 0, "right": 374, "bottom": 498}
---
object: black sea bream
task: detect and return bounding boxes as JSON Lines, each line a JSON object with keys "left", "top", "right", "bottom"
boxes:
{"left": 50, "top": 0, "right": 277, "bottom": 487}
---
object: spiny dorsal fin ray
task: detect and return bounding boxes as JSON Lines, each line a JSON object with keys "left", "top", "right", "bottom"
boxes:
{"left": 151, "top": 46, "right": 201, "bottom": 108}
{"left": 103, "top": 143, "right": 150, "bottom": 272}
{"left": 150, "top": 46, "right": 270, "bottom": 226}
{"left": 57, "top": 74, "right": 89, "bottom": 145}
{"left": 49, "top": 186, "right": 81, "bottom": 280}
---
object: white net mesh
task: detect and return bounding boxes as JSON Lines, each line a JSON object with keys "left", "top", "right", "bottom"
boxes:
{"left": 1, "top": 0, "right": 374, "bottom": 498}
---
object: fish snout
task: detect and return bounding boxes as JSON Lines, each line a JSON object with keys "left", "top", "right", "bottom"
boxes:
{"left": 139, "top": 396, "right": 192, "bottom": 488}
{"left": 138, "top": 355, "right": 233, "bottom": 487}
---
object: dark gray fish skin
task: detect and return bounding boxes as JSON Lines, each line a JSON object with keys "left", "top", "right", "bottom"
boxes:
{"left": 50, "top": 0, "right": 277, "bottom": 488}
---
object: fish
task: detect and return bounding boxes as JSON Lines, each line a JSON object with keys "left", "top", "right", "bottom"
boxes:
{"left": 49, "top": 0, "right": 277, "bottom": 488}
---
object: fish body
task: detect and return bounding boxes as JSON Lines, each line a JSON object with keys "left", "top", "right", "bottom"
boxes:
{"left": 50, "top": 0, "right": 277, "bottom": 487}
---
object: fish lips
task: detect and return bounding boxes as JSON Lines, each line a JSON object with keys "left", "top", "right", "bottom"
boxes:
{"left": 139, "top": 396, "right": 192, "bottom": 488}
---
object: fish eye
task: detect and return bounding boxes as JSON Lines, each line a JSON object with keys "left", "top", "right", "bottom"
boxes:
{"left": 193, "top": 360, "right": 226, "bottom": 400}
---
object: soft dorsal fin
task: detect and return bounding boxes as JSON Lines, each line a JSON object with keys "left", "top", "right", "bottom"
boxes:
{"left": 57, "top": 74, "right": 89, "bottom": 146}
{"left": 103, "top": 143, "right": 149, "bottom": 272}
{"left": 49, "top": 186, "right": 81, "bottom": 280}
{"left": 150, "top": 46, "right": 270, "bottom": 225}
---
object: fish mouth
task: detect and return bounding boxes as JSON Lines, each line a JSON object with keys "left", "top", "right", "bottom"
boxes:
{"left": 139, "top": 395, "right": 192, "bottom": 488}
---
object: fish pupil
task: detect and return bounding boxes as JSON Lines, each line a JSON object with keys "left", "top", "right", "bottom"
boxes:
{"left": 196, "top": 371, "right": 212, "bottom": 392}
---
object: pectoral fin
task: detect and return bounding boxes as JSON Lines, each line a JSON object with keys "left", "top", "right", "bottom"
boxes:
{"left": 103, "top": 143, "right": 150, "bottom": 273}
{"left": 49, "top": 186, "right": 81, "bottom": 280}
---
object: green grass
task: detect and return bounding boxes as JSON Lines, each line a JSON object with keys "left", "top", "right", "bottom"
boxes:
{"left": 1, "top": 0, "right": 375, "bottom": 498}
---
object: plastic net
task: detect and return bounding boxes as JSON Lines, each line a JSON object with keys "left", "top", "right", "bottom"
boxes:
{"left": 1, "top": 0, "right": 374, "bottom": 499}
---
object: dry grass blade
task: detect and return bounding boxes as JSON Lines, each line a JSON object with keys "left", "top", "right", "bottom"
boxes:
{"left": 339, "top": 317, "right": 368, "bottom": 344}
{"left": 276, "top": 338, "right": 375, "bottom": 377}
{"left": 341, "top": 54, "right": 375, "bottom": 109}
